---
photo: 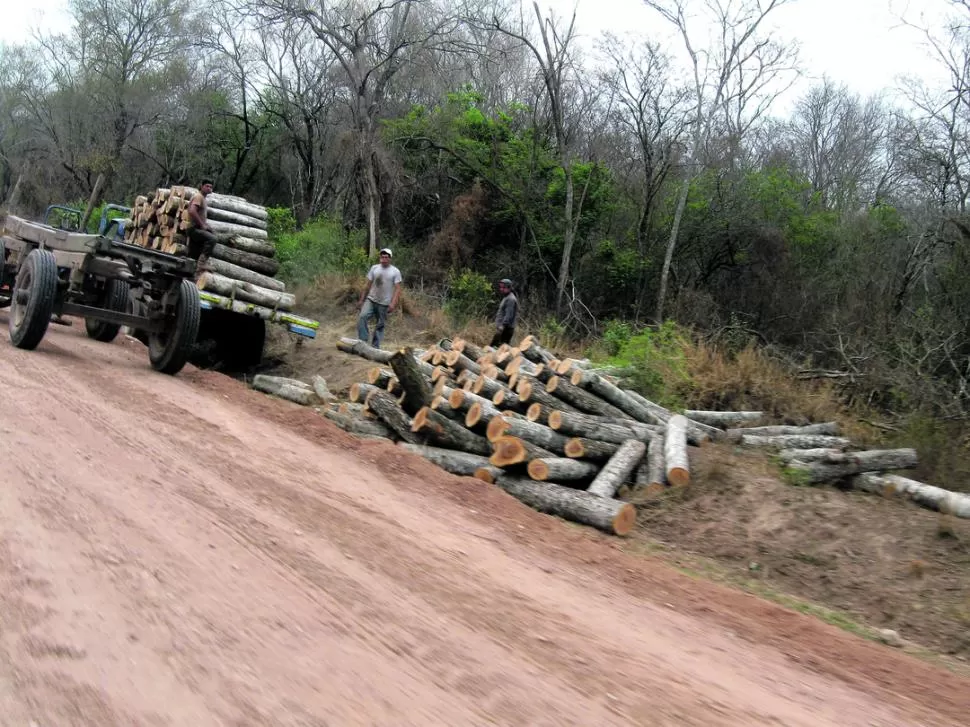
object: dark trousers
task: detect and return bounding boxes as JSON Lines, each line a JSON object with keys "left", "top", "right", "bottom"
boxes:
{"left": 490, "top": 326, "right": 514, "bottom": 347}
{"left": 187, "top": 227, "right": 218, "bottom": 260}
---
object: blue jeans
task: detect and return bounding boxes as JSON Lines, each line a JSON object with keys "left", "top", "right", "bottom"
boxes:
{"left": 357, "top": 299, "right": 389, "bottom": 348}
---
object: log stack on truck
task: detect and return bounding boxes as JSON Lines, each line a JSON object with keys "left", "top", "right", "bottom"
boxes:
{"left": 121, "top": 187, "right": 318, "bottom": 369}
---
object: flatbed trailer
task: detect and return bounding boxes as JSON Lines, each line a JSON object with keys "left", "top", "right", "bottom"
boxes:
{"left": 0, "top": 214, "right": 201, "bottom": 375}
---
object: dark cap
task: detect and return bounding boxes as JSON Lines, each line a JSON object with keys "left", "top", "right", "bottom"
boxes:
{"left": 499, "top": 278, "right": 513, "bottom": 286}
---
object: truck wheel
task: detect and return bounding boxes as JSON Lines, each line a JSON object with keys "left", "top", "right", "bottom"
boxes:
{"left": 85, "top": 278, "right": 130, "bottom": 342}
{"left": 9, "top": 248, "right": 58, "bottom": 350}
{"left": 149, "top": 279, "right": 200, "bottom": 375}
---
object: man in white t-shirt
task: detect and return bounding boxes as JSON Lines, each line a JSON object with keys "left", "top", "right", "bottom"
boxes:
{"left": 356, "top": 247, "right": 403, "bottom": 348}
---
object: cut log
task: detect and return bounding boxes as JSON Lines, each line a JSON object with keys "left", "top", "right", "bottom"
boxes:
{"left": 198, "top": 272, "right": 294, "bottom": 310}
{"left": 545, "top": 376, "right": 631, "bottom": 419}
{"left": 350, "top": 382, "right": 379, "bottom": 403}
{"left": 211, "top": 243, "right": 279, "bottom": 277}
{"left": 646, "top": 434, "right": 666, "bottom": 490}
{"left": 587, "top": 440, "right": 648, "bottom": 498}
{"left": 252, "top": 374, "right": 316, "bottom": 405}
{"left": 453, "top": 338, "right": 486, "bottom": 361}
{"left": 202, "top": 256, "right": 285, "bottom": 291}
{"left": 206, "top": 218, "right": 269, "bottom": 240}
{"left": 492, "top": 474, "right": 636, "bottom": 536}
{"left": 725, "top": 422, "right": 841, "bottom": 443}
{"left": 227, "top": 235, "right": 276, "bottom": 257}
{"left": 741, "top": 434, "right": 851, "bottom": 451}
{"left": 625, "top": 390, "right": 719, "bottom": 443}
{"left": 168, "top": 189, "right": 268, "bottom": 220}
{"left": 776, "top": 448, "right": 847, "bottom": 463}
{"left": 473, "top": 466, "right": 504, "bottom": 484}
{"left": 411, "top": 407, "right": 492, "bottom": 456}
{"left": 527, "top": 457, "right": 600, "bottom": 482}
{"left": 505, "top": 355, "right": 539, "bottom": 377}
{"left": 684, "top": 410, "right": 763, "bottom": 428}
{"left": 784, "top": 448, "right": 919, "bottom": 484}
{"left": 471, "top": 373, "right": 506, "bottom": 400}
{"left": 194, "top": 291, "right": 297, "bottom": 321}
{"left": 525, "top": 402, "right": 555, "bottom": 424}
{"left": 517, "top": 335, "right": 558, "bottom": 365}
{"left": 664, "top": 415, "right": 690, "bottom": 487}
{"left": 206, "top": 205, "right": 268, "bottom": 230}
{"left": 564, "top": 437, "right": 621, "bottom": 462}
{"left": 322, "top": 410, "right": 394, "bottom": 439}
{"left": 570, "top": 370, "right": 663, "bottom": 422}
{"left": 367, "top": 367, "right": 394, "bottom": 387}
{"left": 389, "top": 347, "right": 434, "bottom": 415}
{"left": 397, "top": 444, "right": 492, "bottom": 477}
{"left": 481, "top": 364, "right": 509, "bottom": 382}
{"left": 312, "top": 375, "right": 333, "bottom": 404}
{"left": 431, "top": 366, "right": 453, "bottom": 383}
{"left": 546, "top": 410, "right": 662, "bottom": 444}
{"left": 853, "top": 473, "right": 970, "bottom": 518}
{"left": 493, "top": 388, "right": 527, "bottom": 413}
{"left": 365, "top": 389, "right": 422, "bottom": 444}
{"left": 465, "top": 401, "right": 504, "bottom": 429}
{"left": 489, "top": 436, "right": 554, "bottom": 467}
{"left": 338, "top": 337, "right": 394, "bottom": 363}
{"left": 486, "top": 415, "right": 570, "bottom": 454}
{"left": 516, "top": 378, "right": 579, "bottom": 414}
{"left": 444, "top": 350, "right": 482, "bottom": 376}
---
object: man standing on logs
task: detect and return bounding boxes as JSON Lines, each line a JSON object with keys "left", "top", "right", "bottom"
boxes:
{"left": 490, "top": 278, "right": 518, "bottom": 347}
{"left": 356, "top": 247, "right": 402, "bottom": 349}
{"left": 186, "top": 178, "right": 218, "bottom": 264}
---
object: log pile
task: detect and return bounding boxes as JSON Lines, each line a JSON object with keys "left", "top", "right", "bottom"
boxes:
{"left": 123, "top": 186, "right": 294, "bottom": 315}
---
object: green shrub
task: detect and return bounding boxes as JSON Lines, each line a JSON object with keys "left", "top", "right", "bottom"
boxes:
{"left": 275, "top": 215, "right": 369, "bottom": 285}
{"left": 605, "top": 320, "right": 691, "bottom": 408}
{"left": 266, "top": 206, "right": 297, "bottom": 239}
{"left": 602, "top": 319, "right": 633, "bottom": 356}
{"left": 445, "top": 269, "right": 493, "bottom": 325}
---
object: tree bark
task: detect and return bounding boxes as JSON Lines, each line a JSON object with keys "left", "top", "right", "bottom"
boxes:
{"left": 389, "top": 347, "right": 433, "bottom": 415}
{"left": 197, "top": 272, "right": 294, "bottom": 310}
{"left": 741, "top": 434, "right": 851, "bottom": 451}
{"left": 206, "top": 218, "right": 269, "bottom": 240}
{"left": 853, "top": 473, "right": 970, "bottom": 518}
{"left": 365, "top": 389, "right": 422, "bottom": 444}
{"left": 453, "top": 338, "right": 487, "bottom": 361}
{"left": 642, "top": 434, "right": 667, "bottom": 493}
{"left": 684, "top": 410, "right": 763, "bottom": 428}
{"left": 312, "top": 375, "right": 333, "bottom": 404}
{"left": 492, "top": 474, "right": 637, "bottom": 536}
{"left": 211, "top": 243, "right": 280, "bottom": 276}
{"left": 516, "top": 378, "right": 578, "bottom": 413}
{"left": 527, "top": 457, "right": 600, "bottom": 482}
{"left": 350, "top": 382, "right": 380, "bottom": 403}
{"left": 518, "top": 335, "right": 558, "bottom": 364}
{"left": 505, "top": 355, "right": 539, "bottom": 377}
{"left": 486, "top": 415, "right": 569, "bottom": 454}
{"left": 226, "top": 235, "right": 276, "bottom": 257}
{"left": 664, "top": 415, "right": 690, "bottom": 487}
{"left": 493, "top": 388, "right": 527, "bottom": 413}
{"left": 547, "top": 410, "right": 662, "bottom": 443}
{"left": 322, "top": 409, "right": 394, "bottom": 439}
{"left": 564, "top": 437, "right": 621, "bottom": 462}
{"left": 471, "top": 373, "right": 507, "bottom": 399}
{"left": 570, "top": 369, "right": 663, "bottom": 423}
{"left": 444, "top": 349, "right": 482, "bottom": 376}
{"left": 785, "top": 449, "right": 919, "bottom": 484}
{"left": 338, "top": 337, "right": 393, "bottom": 364}
{"left": 206, "top": 206, "right": 268, "bottom": 230}
{"left": 252, "top": 374, "right": 316, "bottom": 405}
{"left": 545, "top": 376, "right": 631, "bottom": 419}
{"left": 587, "top": 440, "right": 647, "bottom": 499}
{"left": 725, "top": 422, "right": 840, "bottom": 443}
{"left": 202, "top": 256, "right": 285, "bottom": 291}
{"left": 777, "top": 448, "right": 850, "bottom": 463}
{"left": 398, "top": 443, "right": 493, "bottom": 477}
{"left": 411, "top": 407, "right": 492, "bottom": 456}
{"left": 489, "top": 435, "right": 554, "bottom": 467}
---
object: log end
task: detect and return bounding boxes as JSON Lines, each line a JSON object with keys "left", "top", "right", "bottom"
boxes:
{"left": 526, "top": 403, "right": 544, "bottom": 423}
{"left": 466, "top": 403, "right": 484, "bottom": 429}
{"left": 546, "top": 376, "right": 560, "bottom": 393}
{"left": 570, "top": 369, "right": 583, "bottom": 386}
{"left": 564, "top": 438, "right": 585, "bottom": 459}
{"left": 557, "top": 359, "right": 574, "bottom": 375}
{"left": 527, "top": 459, "right": 550, "bottom": 481}
{"left": 668, "top": 467, "right": 690, "bottom": 488}
{"left": 612, "top": 503, "right": 637, "bottom": 536}
{"left": 350, "top": 383, "right": 364, "bottom": 403}
{"left": 474, "top": 466, "right": 497, "bottom": 484}
{"left": 547, "top": 410, "right": 563, "bottom": 430}
{"left": 490, "top": 436, "right": 528, "bottom": 467}
{"left": 645, "top": 482, "right": 666, "bottom": 496}
{"left": 486, "top": 415, "right": 511, "bottom": 442}
{"left": 448, "top": 388, "right": 465, "bottom": 409}
{"left": 518, "top": 380, "right": 533, "bottom": 400}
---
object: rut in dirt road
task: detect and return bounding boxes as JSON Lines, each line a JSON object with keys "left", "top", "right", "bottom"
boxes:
{"left": 0, "top": 319, "right": 966, "bottom": 726}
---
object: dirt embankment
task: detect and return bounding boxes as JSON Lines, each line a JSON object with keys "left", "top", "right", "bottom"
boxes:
{"left": 0, "top": 318, "right": 968, "bottom": 725}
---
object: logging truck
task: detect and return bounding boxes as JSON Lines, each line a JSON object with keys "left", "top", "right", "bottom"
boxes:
{"left": 41, "top": 201, "right": 319, "bottom": 371}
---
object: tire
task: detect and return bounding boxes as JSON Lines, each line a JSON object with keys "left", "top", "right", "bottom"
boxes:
{"left": 148, "top": 279, "right": 200, "bottom": 375}
{"left": 85, "top": 278, "right": 130, "bottom": 342}
{"left": 9, "top": 248, "right": 58, "bottom": 350}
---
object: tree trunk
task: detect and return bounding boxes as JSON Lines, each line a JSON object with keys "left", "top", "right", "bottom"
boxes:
{"left": 853, "top": 473, "right": 970, "bottom": 518}
{"left": 367, "top": 367, "right": 394, "bottom": 387}
{"left": 725, "top": 422, "right": 840, "bottom": 442}
{"left": 571, "top": 370, "right": 663, "bottom": 423}
{"left": 777, "top": 448, "right": 850, "bottom": 463}
{"left": 587, "top": 440, "right": 647, "bottom": 499}
{"left": 398, "top": 443, "right": 493, "bottom": 477}
{"left": 211, "top": 243, "right": 280, "bottom": 276}
{"left": 785, "top": 449, "right": 919, "bottom": 484}
{"left": 489, "top": 435, "right": 554, "bottom": 467}
{"left": 486, "top": 415, "right": 569, "bottom": 454}
{"left": 207, "top": 218, "right": 269, "bottom": 240}
{"left": 518, "top": 335, "right": 558, "bottom": 365}
{"left": 664, "top": 415, "right": 690, "bottom": 487}
{"left": 453, "top": 338, "right": 487, "bottom": 361}
{"left": 555, "top": 164, "right": 576, "bottom": 314}
{"left": 206, "top": 206, "right": 268, "bottom": 230}
{"left": 251, "top": 374, "right": 316, "bottom": 405}
{"left": 505, "top": 355, "right": 539, "bottom": 377}
{"left": 465, "top": 401, "right": 505, "bottom": 429}
{"left": 197, "top": 272, "right": 294, "bottom": 310}
{"left": 644, "top": 434, "right": 667, "bottom": 492}
{"left": 741, "top": 434, "right": 851, "bottom": 451}
{"left": 312, "top": 375, "right": 333, "bottom": 404}
{"left": 338, "top": 337, "right": 394, "bottom": 364}
{"left": 365, "top": 389, "right": 422, "bottom": 444}
{"left": 444, "top": 350, "right": 482, "bottom": 376}
{"left": 492, "top": 474, "right": 637, "bottom": 537}
{"left": 322, "top": 409, "right": 394, "bottom": 439}
{"left": 389, "top": 347, "right": 433, "bottom": 416}
{"left": 473, "top": 465, "right": 504, "bottom": 484}
{"left": 564, "top": 437, "right": 621, "bottom": 462}
{"left": 655, "top": 172, "right": 690, "bottom": 323}
{"left": 472, "top": 374, "right": 508, "bottom": 400}
{"left": 411, "top": 407, "right": 492, "bottom": 456}
{"left": 202, "top": 257, "right": 285, "bottom": 291}
{"left": 430, "top": 394, "right": 461, "bottom": 420}
{"left": 350, "top": 382, "right": 380, "bottom": 403}
{"left": 547, "top": 410, "right": 662, "bottom": 444}
{"left": 227, "top": 235, "right": 276, "bottom": 257}
{"left": 527, "top": 457, "right": 600, "bottom": 482}
{"left": 516, "top": 378, "right": 578, "bottom": 413}
{"left": 493, "top": 388, "right": 526, "bottom": 412}
{"left": 684, "top": 410, "right": 763, "bottom": 428}
{"left": 81, "top": 172, "right": 106, "bottom": 231}
{"left": 546, "top": 376, "right": 631, "bottom": 419}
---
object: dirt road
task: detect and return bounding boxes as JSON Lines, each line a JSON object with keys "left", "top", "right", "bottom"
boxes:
{"left": 0, "top": 320, "right": 967, "bottom": 726}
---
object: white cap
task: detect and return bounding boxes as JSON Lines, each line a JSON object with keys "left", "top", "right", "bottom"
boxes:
{"left": 380, "top": 248, "right": 392, "bottom": 257}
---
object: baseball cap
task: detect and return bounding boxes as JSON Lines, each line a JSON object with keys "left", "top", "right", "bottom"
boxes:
{"left": 499, "top": 278, "right": 513, "bottom": 286}
{"left": 379, "top": 248, "right": 393, "bottom": 257}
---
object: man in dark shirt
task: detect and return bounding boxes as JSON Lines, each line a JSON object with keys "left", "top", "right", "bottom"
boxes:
{"left": 490, "top": 278, "right": 518, "bottom": 347}
{"left": 186, "top": 178, "right": 217, "bottom": 264}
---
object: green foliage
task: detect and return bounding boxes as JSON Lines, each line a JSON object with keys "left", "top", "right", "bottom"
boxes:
{"left": 604, "top": 320, "right": 692, "bottom": 408}
{"left": 275, "top": 215, "right": 369, "bottom": 285}
{"left": 602, "top": 319, "right": 633, "bottom": 356}
{"left": 444, "top": 269, "right": 493, "bottom": 325}
{"left": 266, "top": 206, "right": 297, "bottom": 240}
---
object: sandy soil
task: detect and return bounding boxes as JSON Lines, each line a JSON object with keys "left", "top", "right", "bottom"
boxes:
{"left": 0, "top": 319, "right": 968, "bottom": 726}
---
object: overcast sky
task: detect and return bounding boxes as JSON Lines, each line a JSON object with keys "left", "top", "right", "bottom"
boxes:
{"left": 1, "top": 0, "right": 959, "bottom": 110}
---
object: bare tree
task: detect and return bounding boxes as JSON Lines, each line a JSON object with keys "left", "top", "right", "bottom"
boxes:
{"left": 643, "top": 0, "right": 798, "bottom": 322}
